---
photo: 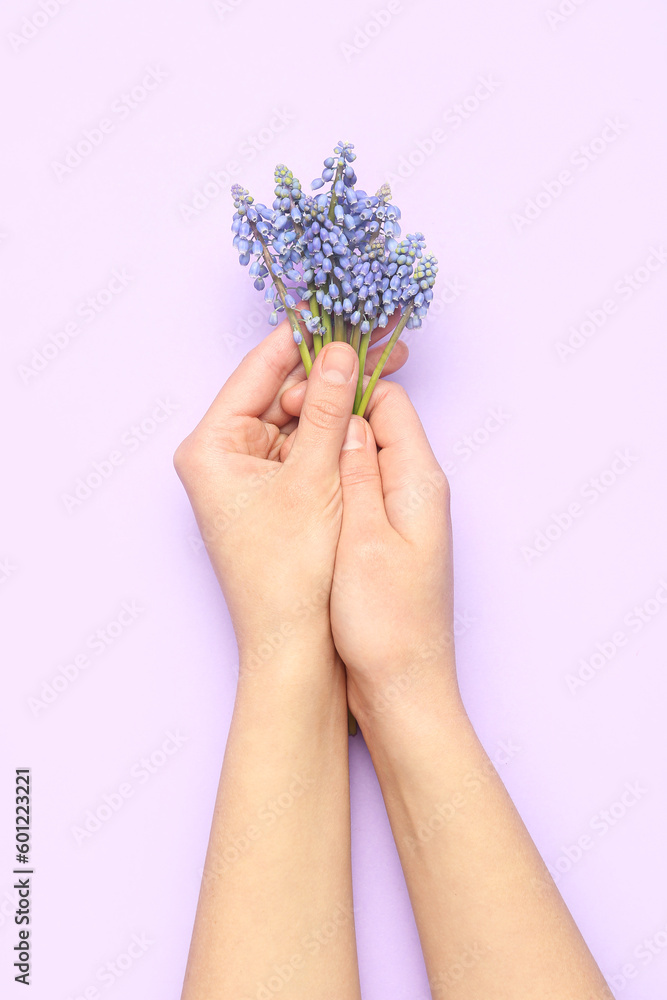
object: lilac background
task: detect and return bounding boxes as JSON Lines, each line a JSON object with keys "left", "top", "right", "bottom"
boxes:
{"left": 2, "top": 0, "right": 667, "bottom": 997}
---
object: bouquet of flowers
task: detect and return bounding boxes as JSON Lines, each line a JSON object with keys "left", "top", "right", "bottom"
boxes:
{"left": 231, "top": 141, "right": 438, "bottom": 417}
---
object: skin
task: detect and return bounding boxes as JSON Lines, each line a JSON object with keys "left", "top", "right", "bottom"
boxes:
{"left": 175, "top": 316, "right": 612, "bottom": 1000}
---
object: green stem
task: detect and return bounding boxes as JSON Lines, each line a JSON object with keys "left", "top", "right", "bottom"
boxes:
{"left": 309, "top": 289, "right": 323, "bottom": 357}
{"left": 356, "top": 304, "right": 414, "bottom": 418}
{"left": 250, "top": 224, "right": 312, "bottom": 375}
{"left": 280, "top": 294, "right": 311, "bottom": 375}
{"left": 354, "top": 328, "right": 372, "bottom": 412}
{"left": 290, "top": 312, "right": 313, "bottom": 374}
{"left": 321, "top": 311, "right": 332, "bottom": 345}
{"left": 347, "top": 708, "right": 358, "bottom": 737}
{"left": 350, "top": 321, "right": 362, "bottom": 354}
{"left": 333, "top": 313, "right": 345, "bottom": 341}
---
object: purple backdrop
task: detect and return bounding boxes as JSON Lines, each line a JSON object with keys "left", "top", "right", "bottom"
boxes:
{"left": 2, "top": 0, "right": 667, "bottom": 997}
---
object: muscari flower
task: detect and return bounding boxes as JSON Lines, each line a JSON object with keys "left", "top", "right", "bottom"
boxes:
{"left": 230, "top": 143, "right": 439, "bottom": 403}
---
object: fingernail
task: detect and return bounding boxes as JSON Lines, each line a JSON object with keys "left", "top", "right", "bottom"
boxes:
{"left": 321, "top": 344, "right": 356, "bottom": 384}
{"left": 342, "top": 416, "right": 367, "bottom": 450}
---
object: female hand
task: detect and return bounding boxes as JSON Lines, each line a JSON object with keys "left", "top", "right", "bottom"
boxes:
{"left": 175, "top": 316, "right": 412, "bottom": 1000}
{"left": 174, "top": 316, "right": 409, "bottom": 675}
{"left": 281, "top": 375, "right": 462, "bottom": 727}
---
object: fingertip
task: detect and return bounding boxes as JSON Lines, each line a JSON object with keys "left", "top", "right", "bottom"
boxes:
{"left": 286, "top": 342, "right": 358, "bottom": 476}
{"left": 341, "top": 415, "right": 368, "bottom": 452}
{"left": 280, "top": 380, "right": 307, "bottom": 416}
{"left": 317, "top": 341, "right": 358, "bottom": 385}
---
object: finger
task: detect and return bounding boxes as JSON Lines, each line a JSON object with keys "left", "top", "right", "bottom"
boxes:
{"left": 258, "top": 360, "right": 305, "bottom": 428}
{"left": 338, "top": 416, "right": 387, "bottom": 537}
{"left": 366, "top": 337, "right": 409, "bottom": 374}
{"left": 364, "top": 379, "right": 448, "bottom": 535}
{"left": 284, "top": 342, "right": 358, "bottom": 481}
{"left": 279, "top": 426, "right": 297, "bottom": 463}
{"left": 204, "top": 312, "right": 308, "bottom": 424}
{"left": 278, "top": 310, "right": 406, "bottom": 418}
{"left": 279, "top": 339, "right": 409, "bottom": 418}
{"left": 279, "top": 380, "right": 307, "bottom": 419}
{"left": 369, "top": 309, "right": 401, "bottom": 345}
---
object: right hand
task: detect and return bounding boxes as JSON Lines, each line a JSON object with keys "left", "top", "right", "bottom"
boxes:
{"left": 330, "top": 380, "right": 463, "bottom": 729}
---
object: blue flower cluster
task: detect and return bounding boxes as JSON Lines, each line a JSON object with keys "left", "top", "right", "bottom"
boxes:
{"left": 231, "top": 142, "right": 438, "bottom": 405}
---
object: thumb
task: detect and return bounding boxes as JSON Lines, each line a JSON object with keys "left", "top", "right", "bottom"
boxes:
{"left": 285, "top": 342, "right": 358, "bottom": 480}
{"left": 339, "top": 416, "right": 387, "bottom": 536}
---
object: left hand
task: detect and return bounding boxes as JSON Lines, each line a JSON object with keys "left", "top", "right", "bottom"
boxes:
{"left": 174, "top": 315, "right": 408, "bottom": 676}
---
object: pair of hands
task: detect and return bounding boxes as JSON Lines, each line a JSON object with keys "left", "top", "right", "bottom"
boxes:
{"left": 174, "top": 313, "right": 460, "bottom": 727}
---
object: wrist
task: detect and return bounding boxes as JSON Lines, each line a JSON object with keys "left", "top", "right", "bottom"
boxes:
{"left": 236, "top": 615, "right": 334, "bottom": 674}
{"left": 351, "top": 661, "right": 470, "bottom": 753}
{"left": 236, "top": 647, "right": 349, "bottom": 733}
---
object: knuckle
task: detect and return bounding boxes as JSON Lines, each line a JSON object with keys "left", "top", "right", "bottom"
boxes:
{"left": 367, "top": 378, "right": 407, "bottom": 417}
{"left": 380, "top": 380, "right": 408, "bottom": 407}
{"left": 434, "top": 468, "right": 451, "bottom": 507}
{"left": 340, "top": 466, "right": 382, "bottom": 491}
{"left": 441, "top": 473, "right": 451, "bottom": 507}
{"left": 172, "top": 431, "right": 216, "bottom": 482}
{"left": 302, "top": 394, "right": 346, "bottom": 431}
{"left": 387, "top": 381, "right": 409, "bottom": 405}
{"left": 173, "top": 436, "right": 195, "bottom": 479}
{"left": 422, "top": 468, "right": 452, "bottom": 510}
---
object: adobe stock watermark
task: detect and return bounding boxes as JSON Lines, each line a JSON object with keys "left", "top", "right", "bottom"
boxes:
{"left": 606, "top": 915, "right": 667, "bottom": 993}
{"left": 511, "top": 116, "right": 628, "bottom": 234}
{"left": 64, "top": 933, "right": 154, "bottom": 999}
{"left": 428, "top": 274, "right": 466, "bottom": 310}
{"left": 385, "top": 75, "right": 501, "bottom": 189}
{"left": 442, "top": 406, "right": 511, "bottom": 476}
{"left": 403, "top": 738, "right": 522, "bottom": 855}
{"left": 545, "top": 780, "right": 648, "bottom": 883}
{"left": 238, "top": 902, "right": 355, "bottom": 1000}
{"left": 237, "top": 578, "right": 334, "bottom": 674}
{"left": 339, "top": 1, "right": 403, "bottom": 63}
{"left": 0, "top": 558, "right": 17, "bottom": 585}
{"left": 179, "top": 108, "right": 296, "bottom": 222}
{"left": 387, "top": 407, "right": 509, "bottom": 523}
{"left": 428, "top": 943, "right": 490, "bottom": 996}
{"left": 367, "top": 611, "right": 476, "bottom": 718}
{"left": 51, "top": 66, "right": 168, "bottom": 180}
{"left": 8, "top": 0, "right": 74, "bottom": 53}
{"left": 221, "top": 306, "right": 266, "bottom": 353}
{"left": 213, "top": 0, "right": 249, "bottom": 16}
{"left": 565, "top": 578, "right": 667, "bottom": 694}
{"left": 222, "top": 269, "right": 465, "bottom": 356}
{"left": 61, "top": 396, "right": 180, "bottom": 514}
{"left": 187, "top": 464, "right": 280, "bottom": 554}
{"left": 545, "top": 0, "right": 592, "bottom": 31}
{"left": 521, "top": 448, "right": 638, "bottom": 565}
{"left": 28, "top": 600, "right": 145, "bottom": 716}
{"left": 391, "top": 465, "right": 449, "bottom": 518}
{"left": 201, "top": 772, "right": 316, "bottom": 886}
{"left": 400, "top": 272, "right": 467, "bottom": 351}
{"left": 555, "top": 245, "right": 667, "bottom": 360}
{"left": 70, "top": 731, "right": 189, "bottom": 846}
{"left": 18, "top": 267, "right": 134, "bottom": 384}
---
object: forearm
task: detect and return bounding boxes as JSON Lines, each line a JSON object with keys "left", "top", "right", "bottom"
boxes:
{"left": 359, "top": 671, "right": 612, "bottom": 1000}
{"left": 181, "top": 649, "right": 360, "bottom": 1000}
